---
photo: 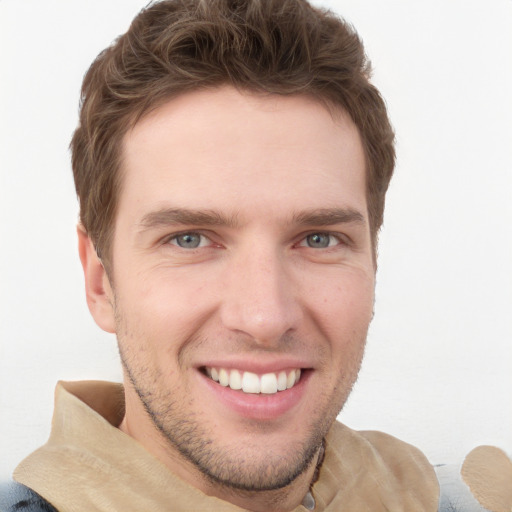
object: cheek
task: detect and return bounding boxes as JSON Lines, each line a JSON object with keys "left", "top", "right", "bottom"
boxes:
{"left": 114, "top": 269, "right": 216, "bottom": 351}
{"left": 306, "top": 270, "right": 375, "bottom": 341}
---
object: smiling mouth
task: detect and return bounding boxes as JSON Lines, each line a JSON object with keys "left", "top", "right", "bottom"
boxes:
{"left": 202, "top": 367, "right": 302, "bottom": 394}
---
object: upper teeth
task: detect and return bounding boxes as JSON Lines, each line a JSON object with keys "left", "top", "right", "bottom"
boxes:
{"left": 206, "top": 368, "right": 301, "bottom": 394}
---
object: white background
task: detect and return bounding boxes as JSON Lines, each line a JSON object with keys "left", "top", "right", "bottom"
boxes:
{"left": 1, "top": 0, "right": 511, "bottom": 479}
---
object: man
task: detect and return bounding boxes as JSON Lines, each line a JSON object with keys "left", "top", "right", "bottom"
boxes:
{"left": 6, "top": 0, "right": 443, "bottom": 510}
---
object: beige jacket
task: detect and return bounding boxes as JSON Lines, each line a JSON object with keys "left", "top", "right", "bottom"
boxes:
{"left": 14, "top": 381, "right": 439, "bottom": 511}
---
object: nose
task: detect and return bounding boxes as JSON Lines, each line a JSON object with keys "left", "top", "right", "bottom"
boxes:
{"left": 219, "top": 245, "right": 303, "bottom": 345}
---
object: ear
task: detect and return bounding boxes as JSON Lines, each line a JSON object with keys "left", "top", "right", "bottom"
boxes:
{"left": 77, "top": 225, "right": 116, "bottom": 333}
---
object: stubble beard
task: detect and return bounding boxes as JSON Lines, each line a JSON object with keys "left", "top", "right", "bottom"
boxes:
{"left": 115, "top": 313, "right": 366, "bottom": 493}
{"left": 125, "top": 366, "right": 326, "bottom": 492}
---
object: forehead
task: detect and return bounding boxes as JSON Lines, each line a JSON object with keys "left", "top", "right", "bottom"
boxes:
{"left": 118, "top": 86, "right": 367, "bottom": 223}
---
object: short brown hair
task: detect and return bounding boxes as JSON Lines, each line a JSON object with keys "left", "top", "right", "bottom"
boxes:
{"left": 71, "top": 0, "right": 395, "bottom": 265}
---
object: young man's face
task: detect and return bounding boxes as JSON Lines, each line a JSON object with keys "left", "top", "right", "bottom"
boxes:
{"left": 84, "top": 86, "right": 375, "bottom": 495}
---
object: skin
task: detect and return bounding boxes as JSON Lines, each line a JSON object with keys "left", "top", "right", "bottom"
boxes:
{"left": 79, "top": 86, "right": 375, "bottom": 512}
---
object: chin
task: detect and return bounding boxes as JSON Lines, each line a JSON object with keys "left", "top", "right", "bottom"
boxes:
{"left": 176, "top": 433, "right": 324, "bottom": 492}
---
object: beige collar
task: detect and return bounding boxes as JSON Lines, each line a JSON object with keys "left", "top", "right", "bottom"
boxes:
{"left": 14, "top": 380, "right": 439, "bottom": 512}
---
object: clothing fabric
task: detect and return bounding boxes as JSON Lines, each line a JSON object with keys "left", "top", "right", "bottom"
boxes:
{"left": 0, "top": 481, "right": 57, "bottom": 512}
{"left": 13, "top": 381, "right": 439, "bottom": 512}
{"left": 461, "top": 446, "right": 512, "bottom": 512}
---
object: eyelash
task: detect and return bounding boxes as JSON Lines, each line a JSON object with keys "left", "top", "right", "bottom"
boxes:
{"left": 297, "top": 232, "right": 345, "bottom": 249}
{"left": 166, "top": 231, "right": 211, "bottom": 249}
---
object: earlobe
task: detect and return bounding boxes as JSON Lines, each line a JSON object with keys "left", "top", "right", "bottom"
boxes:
{"left": 77, "top": 225, "right": 116, "bottom": 333}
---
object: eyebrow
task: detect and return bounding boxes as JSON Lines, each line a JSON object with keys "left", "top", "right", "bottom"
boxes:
{"left": 138, "top": 208, "right": 240, "bottom": 230}
{"left": 292, "top": 208, "right": 366, "bottom": 226}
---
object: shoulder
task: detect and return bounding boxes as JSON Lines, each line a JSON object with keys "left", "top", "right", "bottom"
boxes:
{"left": 322, "top": 422, "right": 439, "bottom": 511}
{"left": 327, "top": 421, "right": 437, "bottom": 477}
{"left": 0, "top": 481, "right": 58, "bottom": 512}
{"left": 358, "top": 428, "right": 436, "bottom": 477}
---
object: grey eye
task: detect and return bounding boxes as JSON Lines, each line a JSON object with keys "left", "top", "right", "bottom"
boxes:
{"left": 174, "top": 233, "right": 202, "bottom": 249}
{"left": 306, "top": 233, "right": 332, "bottom": 248}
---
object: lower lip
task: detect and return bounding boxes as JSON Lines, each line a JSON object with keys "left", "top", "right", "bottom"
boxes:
{"left": 197, "top": 370, "right": 310, "bottom": 421}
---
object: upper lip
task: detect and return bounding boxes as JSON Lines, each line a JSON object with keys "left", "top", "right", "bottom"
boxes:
{"left": 197, "top": 357, "right": 313, "bottom": 374}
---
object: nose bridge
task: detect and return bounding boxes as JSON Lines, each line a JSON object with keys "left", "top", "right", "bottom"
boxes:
{"left": 220, "top": 241, "right": 301, "bottom": 344}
